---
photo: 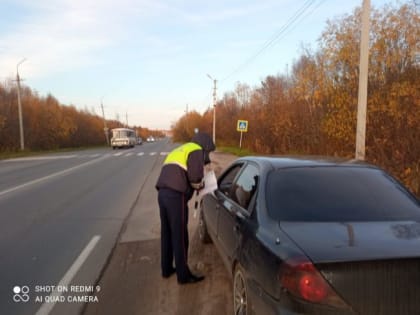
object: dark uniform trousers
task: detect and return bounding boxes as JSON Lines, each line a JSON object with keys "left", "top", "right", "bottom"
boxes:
{"left": 158, "top": 188, "right": 190, "bottom": 282}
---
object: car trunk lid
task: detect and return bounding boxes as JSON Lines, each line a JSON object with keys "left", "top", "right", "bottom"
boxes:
{"left": 279, "top": 221, "right": 420, "bottom": 314}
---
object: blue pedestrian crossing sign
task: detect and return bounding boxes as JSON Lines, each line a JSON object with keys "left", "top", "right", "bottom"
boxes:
{"left": 237, "top": 120, "right": 248, "bottom": 132}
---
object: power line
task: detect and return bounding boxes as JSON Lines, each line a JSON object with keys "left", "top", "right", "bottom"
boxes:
{"left": 282, "top": 0, "right": 327, "bottom": 41}
{"left": 197, "top": 0, "right": 326, "bottom": 116}
{"left": 222, "top": 0, "right": 315, "bottom": 82}
{"left": 221, "top": 0, "right": 323, "bottom": 82}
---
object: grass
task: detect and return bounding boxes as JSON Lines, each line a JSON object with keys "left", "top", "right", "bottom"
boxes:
{"left": 216, "top": 146, "right": 256, "bottom": 157}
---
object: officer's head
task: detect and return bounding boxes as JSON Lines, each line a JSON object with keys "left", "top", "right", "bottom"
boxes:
{"left": 191, "top": 132, "right": 215, "bottom": 165}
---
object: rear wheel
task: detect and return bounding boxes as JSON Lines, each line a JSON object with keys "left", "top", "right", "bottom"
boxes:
{"left": 233, "top": 264, "right": 252, "bottom": 315}
{"left": 198, "top": 208, "right": 212, "bottom": 244}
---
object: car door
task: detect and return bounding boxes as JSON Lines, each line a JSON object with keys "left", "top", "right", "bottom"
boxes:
{"left": 217, "top": 163, "right": 259, "bottom": 269}
{"left": 204, "top": 163, "right": 243, "bottom": 242}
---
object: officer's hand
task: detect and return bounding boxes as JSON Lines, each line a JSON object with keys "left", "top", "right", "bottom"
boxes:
{"left": 197, "top": 181, "right": 205, "bottom": 192}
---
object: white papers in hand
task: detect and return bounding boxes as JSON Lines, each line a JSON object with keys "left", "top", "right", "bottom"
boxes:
{"left": 198, "top": 170, "right": 218, "bottom": 196}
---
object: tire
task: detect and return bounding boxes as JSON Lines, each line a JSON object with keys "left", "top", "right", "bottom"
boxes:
{"left": 233, "top": 264, "right": 253, "bottom": 315}
{"left": 198, "top": 208, "right": 212, "bottom": 244}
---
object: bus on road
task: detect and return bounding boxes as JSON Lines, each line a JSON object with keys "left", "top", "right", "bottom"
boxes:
{"left": 110, "top": 128, "right": 136, "bottom": 149}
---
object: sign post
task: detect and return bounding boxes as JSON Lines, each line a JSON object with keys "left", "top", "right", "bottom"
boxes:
{"left": 236, "top": 120, "right": 248, "bottom": 149}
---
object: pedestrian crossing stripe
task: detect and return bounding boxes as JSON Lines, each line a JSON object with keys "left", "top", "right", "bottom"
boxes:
{"left": 4, "top": 152, "right": 170, "bottom": 162}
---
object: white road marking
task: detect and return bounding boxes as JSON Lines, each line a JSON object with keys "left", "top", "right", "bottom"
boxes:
{"left": 35, "top": 235, "right": 101, "bottom": 315}
{"left": 1, "top": 149, "right": 166, "bottom": 165}
{"left": 2, "top": 155, "right": 77, "bottom": 162}
{"left": 0, "top": 156, "right": 108, "bottom": 197}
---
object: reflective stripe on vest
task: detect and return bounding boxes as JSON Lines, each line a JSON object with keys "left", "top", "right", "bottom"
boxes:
{"left": 163, "top": 142, "right": 202, "bottom": 170}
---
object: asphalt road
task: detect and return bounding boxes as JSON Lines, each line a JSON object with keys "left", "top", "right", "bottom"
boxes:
{"left": 0, "top": 139, "right": 174, "bottom": 315}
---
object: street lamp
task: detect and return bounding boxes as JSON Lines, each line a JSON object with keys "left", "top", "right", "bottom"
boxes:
{"left": 100, "top": 96, "right": 110, "bottom": 145}
{"left": 207, "top": 74, "right": 217, "bottom": 145}
{"left": 16, "top": 58, "right": 26, "bottom": 151}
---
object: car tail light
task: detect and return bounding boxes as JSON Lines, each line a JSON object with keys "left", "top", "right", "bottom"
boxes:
{"left": 280, "top": 259, "right": 349, "bottom": 309}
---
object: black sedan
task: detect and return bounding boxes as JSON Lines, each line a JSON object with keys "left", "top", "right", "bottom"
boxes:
{"left": 199, "top": 156, "right": 420, "bottom": 315}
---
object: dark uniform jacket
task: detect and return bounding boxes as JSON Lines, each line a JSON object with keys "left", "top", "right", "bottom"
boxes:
{"left": 156, "top": 133, "right": 215, "bottom": 199}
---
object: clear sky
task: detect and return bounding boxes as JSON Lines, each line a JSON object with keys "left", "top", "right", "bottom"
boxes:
{"left": 0, "top": 0, "right": 402, "bottom": 130}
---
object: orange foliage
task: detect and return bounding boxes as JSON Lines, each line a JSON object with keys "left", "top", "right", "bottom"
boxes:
{"left": 172, "top": 3, "right": 419, "bottom": 196}
{"left": 0, "top": 84, "right": 159, "bottom": 150}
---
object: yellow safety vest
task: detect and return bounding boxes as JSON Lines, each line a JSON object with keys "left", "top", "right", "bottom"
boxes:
{"left": 163, "top": 142, "right": 202, "bottom": 170}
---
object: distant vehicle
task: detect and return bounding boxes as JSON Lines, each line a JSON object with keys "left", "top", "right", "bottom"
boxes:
{"left": 147, "top": 136, "right": 155, "bottom": 142}
{"left": 110, "top": 128, "right": 136, "bottom": 149}
{"left": 137, "top": 137, "right": 143, "bottom": 145}
{"left": 199, "top": 156, "right": 420, "bottom": 315}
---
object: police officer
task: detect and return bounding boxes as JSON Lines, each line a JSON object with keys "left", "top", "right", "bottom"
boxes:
{"left": 156, "top": 132, "right": 215, "bottom": 284}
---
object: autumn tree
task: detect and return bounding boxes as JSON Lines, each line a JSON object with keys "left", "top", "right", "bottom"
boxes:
{"left": 171, "top": 2, "right": 419, "bottom": 196}
{"left": 0, "top": 82, "right": 145, "bottom": 151}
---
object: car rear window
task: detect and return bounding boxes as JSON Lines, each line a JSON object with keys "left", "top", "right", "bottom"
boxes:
{"left": 266, "top": 166, "right": 420, "bottom": 222}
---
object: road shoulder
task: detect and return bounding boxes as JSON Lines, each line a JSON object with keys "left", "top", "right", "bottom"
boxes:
{"left": 83, "top": 151, "right": 237, "bottom": 315}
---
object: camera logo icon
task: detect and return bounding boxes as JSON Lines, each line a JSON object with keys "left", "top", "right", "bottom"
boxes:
{"left": 13, "top": 286, "right": 30, "bottom": 303}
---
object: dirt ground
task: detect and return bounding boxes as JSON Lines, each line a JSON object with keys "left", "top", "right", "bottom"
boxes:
{"left": 83, "top": 152, "right": 238, "bottom": 315}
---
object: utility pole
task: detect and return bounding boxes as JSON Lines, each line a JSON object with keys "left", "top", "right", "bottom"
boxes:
{"left": 185, "top": 104, "right": 189, "bottom": 135}
{"left": 207, "top": 74, "right": 217, "bottom": 145}
{"left": 125, "top": 112, "right": 128, "bottom": 128}
{"left": 355, "top": 0, "right": 370, "bottom": 160}
{"left": 100, "top": 97, "right": 109, "bottom": 145}
{"left": 16, "top": 58, "right": 26, "bottom": 151}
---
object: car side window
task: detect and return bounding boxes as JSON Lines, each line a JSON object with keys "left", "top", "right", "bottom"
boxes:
{"left": 231, "top": 164, "right": 259, "bottom": 211}
{"left": 218, "top": 164, "right": 243, "bottom": 197}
